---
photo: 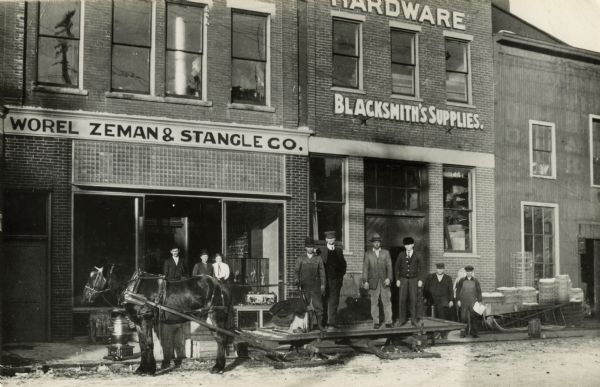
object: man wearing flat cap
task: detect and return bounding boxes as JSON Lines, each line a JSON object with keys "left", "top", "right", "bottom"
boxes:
{"left": 424, "top": 263, "right": 454, "bottom": 338}
{"left": 295, "top": 237, "right": 326, "bottom": 331}
{"left": 362, "top": 233, "right": 393, "bottom": 329}
{"left": 321, "top": 231, "right": 347, "bottom": 330}
{"left": 455, "top": 265, "right": 482, "bottom": 338}
{"left": 395, "top": 236, "right": 423, "bottom": 326}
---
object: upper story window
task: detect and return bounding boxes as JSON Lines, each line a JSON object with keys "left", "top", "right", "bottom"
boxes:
{"left": 529, "top": 120, "right": 556, "bottom": 179}
{"left": 332, "top": 18, "right": 361, "bottom": 89}
{"left": 443, "top": 167, "right": 472, "bottom": 252}
{"left": 165, "top": 2, "right": 204, "bottom": 99}
{"left": 310, "top": 156, "right": 345, "bottom": 242}
{"left": 364, "top": 161, "right": 422, "bottom": 211}
{"left": 591, "top": 117, "right": 600, "bottom": 187}
{"left": 231, "top": 11, "right": 268, "bottom": 105}
{"left": 445, "top": 38, "right": 470, "bottom": 103}
{"left": 37, "top": 1, "right": 81, "bottom": 87}
{"left": 111, "top": 0, "right": 152, "bottom": 93}
{"left": 391, "top": 29, "right": 416, "bottom": 97}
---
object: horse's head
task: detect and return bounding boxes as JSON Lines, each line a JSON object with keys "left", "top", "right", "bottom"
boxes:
{"left": 81, "top": 265, "right": 113, "bottom": 305}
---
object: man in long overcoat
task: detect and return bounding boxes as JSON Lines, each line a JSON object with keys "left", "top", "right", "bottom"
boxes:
{"left": 295, "top": 237, "right": 326, "bottom": 331}
{"left": 424, "top": 262, "right": 454, "bottom": 338}
{"left": 362, "top": 233, "right": 393, "bottom": 329}
{"left": 456, "top": 265, "right": 483, "bottom": 338}
{"left": 321, "top": 230, "right": 347, "bottom": 330}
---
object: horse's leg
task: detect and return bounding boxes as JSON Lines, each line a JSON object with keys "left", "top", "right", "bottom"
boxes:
{"left": 210, "top": 333, "right": 226, "bottom": 374}
{"left": 136, "top": 318, "right": 156, "bottom": 375}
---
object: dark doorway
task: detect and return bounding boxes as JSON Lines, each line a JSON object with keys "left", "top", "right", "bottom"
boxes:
{"left": 2, "top": 190, "right": 49, "bottom": 342}
{"left": 581, "top": 239, "right": 600, "bottom": 317}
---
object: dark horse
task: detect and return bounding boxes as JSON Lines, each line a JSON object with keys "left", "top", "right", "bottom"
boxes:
{"left": 82, "top": 266, "right": 234, "bottom": 374}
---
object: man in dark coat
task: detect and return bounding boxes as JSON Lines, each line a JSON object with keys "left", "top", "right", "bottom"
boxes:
{"left": 160, "top": 247, "right": 188, "bottom": 369}
{"left": 295, "top": 237, "right": 326, "bottom": 331}
{"left": 395, "top": 236, "right": 423, "bottom": 326}
{"left": 424, "top": 263, "right": 454, "bottom": 338}
{"left": 321, "top": 230, "right": 347, "bottom": 330}
{"left": 362, "top": 233, "right": 393, "bottom": 329}
{"left": 456, "top": 265, "right": 483, "bottom": 338}
{"left": 192, "top": 249, "right": 213, "bottom": 276}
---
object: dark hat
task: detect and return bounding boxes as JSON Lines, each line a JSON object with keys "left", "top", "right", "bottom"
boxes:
{"left": 435, "top": 263, "right": 445, "bottom": 269}
{"left": 369, "top": 233, "right": 382, "bottom": 242}
{"left": 464, "top": 265, "right": 474, "bottom": 272}
{"left": 200, "top": 249, "right": 209, "bottom": 256}
{"left": 324, "top": 230, "right": 336, "bottom": 239}
{"left": 304, "top": 237, "right": 315, "bottom": 247}
{"left": 403, "top": 237, "right": 415, "bottom": 245}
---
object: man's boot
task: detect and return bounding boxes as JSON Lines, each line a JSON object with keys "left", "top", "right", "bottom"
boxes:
{"left": 316, "top": 314, "right": 326, "bottom": 332}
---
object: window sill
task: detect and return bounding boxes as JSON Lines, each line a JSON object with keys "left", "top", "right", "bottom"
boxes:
{"left": 446, "top": 101, "right": 476, "bottom": 109}
{"left": 33, "top": 85, "right": 89, "bottom": 96}
{"left": 443, "top": 252, "right": 480, "bottom": 258}
{"left": 331, "top": 86, "right": 366, "bottom": 95}
{"left": 105, "top": 92, "right": 213, "bottom": 107}
{"left": 227, "top": 103, "right": 276, "bottom": 113}
{"left": 390, "top": 94, "right": 423, "bottom": 102}
{"left": 531, "top": 174, "right": 557, "bottom": 180}
{"left": 164, "top": 96, "right": 213, "bottom": 107}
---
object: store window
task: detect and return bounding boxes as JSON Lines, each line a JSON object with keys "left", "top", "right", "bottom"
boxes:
{"left": 443, "top": 167, "right": 472, "bottom": 252}
{"left": 111, "top": 0, "right": 152, "bottom": 93}
{"left": 310, "top": 156, "right": 344, "bottom": 242}
{"left": 590, "top": 118, "right": 600, "bottom": 186}
{"left": 391, "top": 29, "right": 416, "bottom": 96}
{"left": 364, "top": 161, "right": 422, "bottom": 211}
{"left": 445, "top": 38, "right": 470, "bottom": 103}
{"left": 332, "top": 18, "right": 361, "bottom": 89}
{"left": 166, "top": 2, "right": 204, "bottom": 98}
{"left": 73, "top": 195, "right": 137, "bottom": 307}
{"left": 231, "top": 11, "right": 268, "bottom": 105}
{"left": 37, "top": 1, "right": 81, "bottom": 87}
{"left": 529, "top": 121, "right": 556, "bottom": 178}
{"left": 523, "top": 204, "right": 556, "bottom": 281}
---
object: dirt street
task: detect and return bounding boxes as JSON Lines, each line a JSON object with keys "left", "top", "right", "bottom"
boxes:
{"left": 2, "top": 337, "right": 600, "bottom": 387}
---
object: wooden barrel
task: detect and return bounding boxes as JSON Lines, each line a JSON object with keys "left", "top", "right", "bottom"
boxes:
{"left": 528, "top": 318, "right": 541, "bottom": 338}
{"left": 538, "top": 278, "right": 557, "bottom": 304}
{"left": 555, "top": 275, "right": 571, "bottom": 303}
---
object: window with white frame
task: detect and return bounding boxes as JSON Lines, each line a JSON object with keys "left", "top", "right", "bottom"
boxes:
{"left": 445, "top": 38, "right": 470, "bottom": 103}
{"left": 332, "top": 18, "right": 361, "bottom": 89}
{"left": 37, "top": 1, "right": 81, "bottom": 87}
{"left": 111, "top": 0, "right": 152, "bottom": 93}
{"left": 529, "top": 121, "right": 556, "bottom": 178}
{"left": 309, "top": 156, "right": 345, "bottom": 242}
{"left": 231, "top": 10, "right": 268, "bottom": 105}
{"left": 523, "top": 204, "right": 556, "bottom": 281}
{"left": 165, "top": 2, "right": 204, "bottom": 99}
{"left": 443, "top": 167, "right": 472, "bottom": 252}
{"left": 391, "top": 29, "right": 416, "bottom": 96}
{"left": 591, "top": 118, "right": 600, "bottom": 186}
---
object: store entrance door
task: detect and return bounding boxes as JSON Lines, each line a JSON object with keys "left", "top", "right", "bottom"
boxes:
{"left": 581, "top": 239, "right": 600, "bottom": 317}
{"left": 365, "top": 215, "right": 425, "bottom": 319}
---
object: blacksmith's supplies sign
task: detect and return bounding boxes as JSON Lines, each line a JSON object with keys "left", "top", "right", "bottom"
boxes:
{"left": 4, "top": 107, "right": 308, "bottom": 155}
{"left": 334, "top": 93, "right": 483, "bottom": 130}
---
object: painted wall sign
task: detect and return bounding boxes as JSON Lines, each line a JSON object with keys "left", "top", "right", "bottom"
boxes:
{"left": 334, "top": 93, "right": 483, "bottom": 130}
{"left": 331, "top": 0, "right": 466, "bottom": 30}
{"left": 4, "top": 107, "right": 309, "bottom": 155}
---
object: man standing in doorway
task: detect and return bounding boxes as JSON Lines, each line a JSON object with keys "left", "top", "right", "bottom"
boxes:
{"left": 321, "top": 230, "right": 347, "bottom": 330}
{"left": 362, "top": 233, "right": 393, "bottom": 329}
{"left": 456, "top": 265, "right": 483, "bottom": 338}
{"left": 160, "top": 247, "right": 188, "bottom": 369}
{"left": 424, "top": 263, "right": 454, "bottom": 338}
{"left": 295, "top": 237, "right": 326, "bottom": 331}
{"left": 395, "top": 236, "right": 423, "bottom": 327}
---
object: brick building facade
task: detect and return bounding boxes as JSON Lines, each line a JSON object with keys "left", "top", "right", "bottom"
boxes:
{"left": 1, "top": 0, "right": 496, "bottom": 341}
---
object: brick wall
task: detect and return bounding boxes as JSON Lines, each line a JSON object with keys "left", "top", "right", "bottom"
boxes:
{"left": 21, "top": 0, "right": 298, "bottom": 129}
{"left": 285, "top": 154, "right": 309, "bottom": 298}
{"left": 346, "top": 156, "right": 365, "bottom": 272}
{"left": 0, "top": 1, "right": 25, "bottom": 106}
{"left": 1, "top": 136, "right": 72, "bottom": 340}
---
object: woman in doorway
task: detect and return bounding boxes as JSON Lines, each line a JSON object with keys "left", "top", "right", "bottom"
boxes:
{"left": 192, "top": 249, "right": 213, "bottom": 276}
{"left": 213, "top": 253, "right": 230, "bottom": 282}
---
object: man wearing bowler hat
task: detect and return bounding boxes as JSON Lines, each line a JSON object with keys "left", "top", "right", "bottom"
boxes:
{"left": 424, "top": 263, "right": 454, "bottom": 338}
{"left": 362, "top": 233, "right": 393, "bottom": 329}
{"left": 395, "top": 236, "right": 423, "bottom": 327}
{"left": 295, "top": 237, "right": 326, "bottom": 331}
{"left": 321, "top": 230, "right": 347, "bottom": 330}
